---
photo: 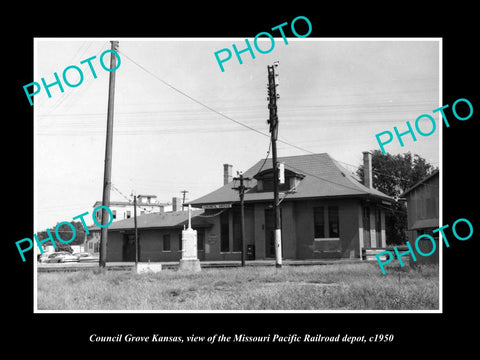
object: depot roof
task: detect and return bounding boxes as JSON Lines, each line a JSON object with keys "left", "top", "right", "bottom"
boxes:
{"left": 401, "top": 170, "right": 439, "bottom": 196}
{"left": 88, "top": 210, "right": 211, "bottom": 231}
{"left": 188, "top": 153, "right": 393, "bottom": 206}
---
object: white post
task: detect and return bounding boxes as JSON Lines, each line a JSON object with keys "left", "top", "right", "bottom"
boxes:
{"left": 179, "top": 204, "right": 201, "bottom": 272}
{"left": 275, "top": 229, "right": 282, "bottom": 266}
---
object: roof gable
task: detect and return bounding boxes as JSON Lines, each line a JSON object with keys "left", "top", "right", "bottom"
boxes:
{"left": 401, "top": 170, "right": 439, "bottom": 196}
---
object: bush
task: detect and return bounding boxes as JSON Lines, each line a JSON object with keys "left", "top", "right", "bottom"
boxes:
{"left": 56, "top": 243, "right": 73, "bottom": 253}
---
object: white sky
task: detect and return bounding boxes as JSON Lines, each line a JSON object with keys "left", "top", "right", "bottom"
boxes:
{"left": 34, "top": 38, "right": 440, "bottom": 231}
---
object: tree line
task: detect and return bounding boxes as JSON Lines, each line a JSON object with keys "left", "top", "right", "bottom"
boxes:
{"left": 356, "top": 150, "right": 437, "bottom": 245}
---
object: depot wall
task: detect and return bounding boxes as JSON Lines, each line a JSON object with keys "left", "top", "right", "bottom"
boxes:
{"left": 294, "top": 198, "right": 362, "bottom": 260}
{"left": 102, "top": 197, "right": 385, "bottom": 262}
{"left": 106, "top": 229, "right": 184, "bottom": 262}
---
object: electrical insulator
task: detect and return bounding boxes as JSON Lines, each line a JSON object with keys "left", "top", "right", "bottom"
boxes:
{"left": 273, "top": 61, "right": 279, "bottom": 85}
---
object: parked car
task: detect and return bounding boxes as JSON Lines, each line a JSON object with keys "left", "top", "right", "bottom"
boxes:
{"left": 75, "top": 252, "right": 98, "bottom": 262}
{"left": 43, "top": 251, "right": 78, "bottom": 263}
{"left": 38, "top": 253, "right": 54, "bottom": 263}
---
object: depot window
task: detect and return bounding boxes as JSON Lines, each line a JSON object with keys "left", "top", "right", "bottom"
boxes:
{"left": 163, "top": 234, "right": 171, "bottom": 251}
{"left": 220, "top": 211, "right": 229, "bottom": 252}
{"left": 313, "top": 206, "right": 340, "bottom": 239}
{"left": 197, "top": 229, "right": 205, "bottom": 251}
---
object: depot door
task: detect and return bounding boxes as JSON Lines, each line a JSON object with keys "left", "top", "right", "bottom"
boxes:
{"left": 363, "top": 207, "right": 371, "bottom": 248}
{"left": 197, "top": 229, "right": 205, "bottom": 261}
{"left": 123, "top": 234, "right": 138, "bottom": 262}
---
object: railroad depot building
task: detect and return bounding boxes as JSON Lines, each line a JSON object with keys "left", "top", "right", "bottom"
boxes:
{"left": 92, "top": 152, "right": 393, "bottom": 262}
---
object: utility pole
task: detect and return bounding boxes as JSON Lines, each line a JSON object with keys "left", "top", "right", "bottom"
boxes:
{"left": 232, "top": 172, "right": 251, "bottom": 267}
{"left": 267, "top": 61, "right": 282, "bottom": 268}
{"left": 181, "top": 190, "right": 189, "bottom": 211}
{"left": 99, "top": 40, "right": 119, "bottom": 268}
{"left": 133, "top": 193, "right": 139, "bottom": 268}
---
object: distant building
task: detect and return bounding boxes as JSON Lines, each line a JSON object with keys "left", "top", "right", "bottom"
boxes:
{"left": 401, "top": 170, "right": 439, "bottom": 264}
{"left": 41, "top": 245, "right": 84, "bottom": 253}
{"left": 93, "top": 195, "right": 165, "bottom": 222}
{"left": 89, "top": 152, "right": 394, "bottom": 262}
{"left": 85, "top": 195, "right": 166, "bottom": 254}
{"left": 85, "top": 231, "right": 101, "bottom": 254}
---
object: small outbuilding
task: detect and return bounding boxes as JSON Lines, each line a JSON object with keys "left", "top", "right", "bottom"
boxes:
{"left": 401, "top": 170, "right": 439, "bottom": 264}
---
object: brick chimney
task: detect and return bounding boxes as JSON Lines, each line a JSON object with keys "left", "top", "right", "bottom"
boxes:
{"left": 223, "top": 164, "right": 232, "bottom": 185}
{"left": 363, "top": 151, "right": 373, "bottom": 189}
{"left": 172, "top": 197, "right": 182, "bottom": 212}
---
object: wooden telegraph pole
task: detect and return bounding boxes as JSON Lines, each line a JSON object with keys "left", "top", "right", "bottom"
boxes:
{"left": 99, "top": 40, "right": 119, "bottom": 268}
{"left": 267, "top": 61, "right": 282, "bottom": 268}
{"left": 181, "top": 190, "right": 189, "bottom": 211}
{"left": 133, "top": 193, "right": 139, "bottom": 267}
{"left": 233, "top": 172, "right": 251, "bottom": 267}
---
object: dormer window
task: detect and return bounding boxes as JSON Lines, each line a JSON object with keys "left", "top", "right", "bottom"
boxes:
{"left": 254, "top": 167, "right": 304, "bottom": 192}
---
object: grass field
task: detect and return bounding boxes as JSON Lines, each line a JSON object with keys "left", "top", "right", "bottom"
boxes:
{"left": 36, "top": 262, "right": 439, "bottom": 311}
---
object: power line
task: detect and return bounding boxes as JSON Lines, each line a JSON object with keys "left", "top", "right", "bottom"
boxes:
{"left": 111, "top": 183, "right": 132, "bottom": 203}
{"left": 111, "top": 183, "right": 166, "bottom": 214}
{"left": 254, "top": 139, "right": 272, "bottom": 176}
{"left": 37, "top": 41, "right": 110, "bottom": 117}
{"left": 36, "top": 47, "right": 438, "bottom": 202}
{"left": 113, "top": 51, "right": 423, "bottom": 196}
{"left": 277, "top": 180, "right": 300, "bottom": 206}
{"left": 119, "top": 50, "right": 270, "bottom": 137}
{"left": 118, "top": 50, "right": 316, "bottom": 155}
{"left": 35, "top": 45, "right": 439, "bottom": 166}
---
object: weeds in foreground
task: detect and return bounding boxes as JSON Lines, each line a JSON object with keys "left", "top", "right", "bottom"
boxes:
{"left": 37, "top": 263, "right": 439, "bottom": 311}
